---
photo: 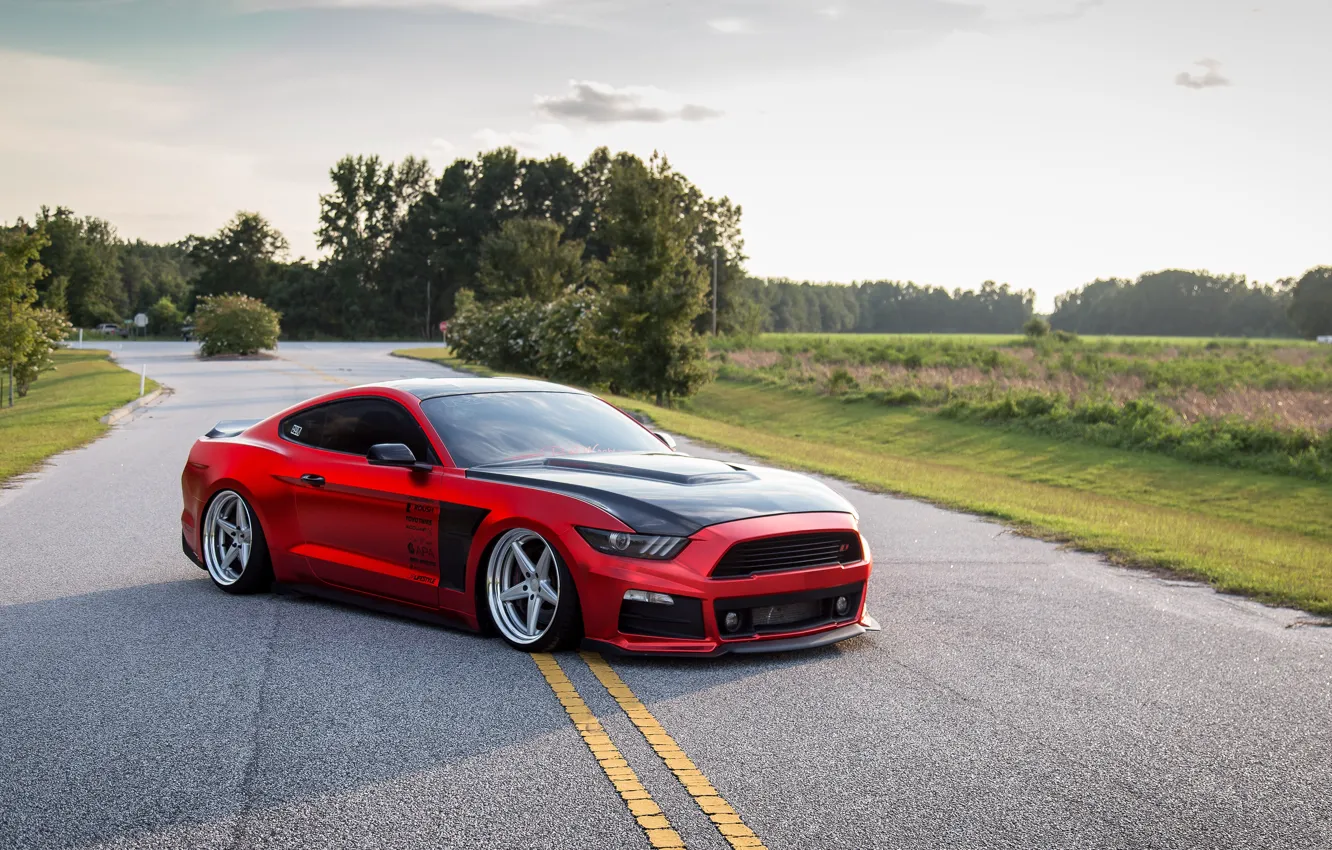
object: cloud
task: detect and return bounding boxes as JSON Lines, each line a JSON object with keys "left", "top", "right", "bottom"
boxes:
{"left": 473, "top": 123, "right": 572, "bottom": 154}
{"left": 237, "top": 0, "right": 550, "bottom": 12}
{"left": 979, "top": 0, "right": 1103, "bottom": 24}
{"left": 1175, "top": 58, "right": 1231, "bottom": 90}
{"left": 708, "top": 17, "right": 750, "bottom": 34}
{"left": 535, "top": 81, "right": 722, "bottom": 124}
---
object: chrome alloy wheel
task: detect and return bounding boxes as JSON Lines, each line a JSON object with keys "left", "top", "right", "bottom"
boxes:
{"left": 486, "top": 529, "right": 561, "bottom": 645}
{"left": 203, "top": 490, "right": 254, "bottom": 586}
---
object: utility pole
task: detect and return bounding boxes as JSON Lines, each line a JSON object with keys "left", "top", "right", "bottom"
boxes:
{"left": 426, "top": 277, "right": 432, "bottom": 340}
{"left": 712, "top": 248, "right": 719, "bottom": 336}
{"left": 6, "top": 282, "right": 13, "bottom": 410}
{"left": 7, "top": 276, "right": 14, "bottom": 408}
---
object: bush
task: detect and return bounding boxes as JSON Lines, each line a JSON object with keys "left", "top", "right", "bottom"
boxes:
{"left": 826, "top": 367, "right": 859, "bottom": 396}
{"left": 537, "top": 288, "right": 603, "bottom": 385}
{"left": 195, "top": 293, "right": 280, "bottom": 357}
{"left": 939, "top": 389, "right": 1331, "bottom": 481}
{"left": 448, "top": 289, "right": 545, "bottom": 374}
{"left": 1023, "top": 316, "right": 1051, "bottom": 338}
{"left": 148, "top": 296, "right": 183, "bottom": 336}
{"left": 867, "top": 387, "right": 924, "bottom": 406}
{"left": 8, "top": 308, "right": 71, "bottom": 397}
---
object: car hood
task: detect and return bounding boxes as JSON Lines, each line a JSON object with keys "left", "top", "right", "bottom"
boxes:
{"left": 467, "top": 452, "right": 855, "bottom": 536}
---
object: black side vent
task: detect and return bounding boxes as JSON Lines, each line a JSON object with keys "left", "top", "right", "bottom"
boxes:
{"left": 711, "top": 532, "right": 862, "bottom": 579}
{"left": 618, "top": 596, "right": 706, "bottom": 640}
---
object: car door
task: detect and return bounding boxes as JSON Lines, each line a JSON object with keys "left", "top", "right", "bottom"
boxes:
{"left": 282, "top": 396, "right": 443, "bottom": 608}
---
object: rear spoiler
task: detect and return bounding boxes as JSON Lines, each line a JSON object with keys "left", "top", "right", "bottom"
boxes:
{"left": 205, "top": 420, "right": 261, "bottom": 439}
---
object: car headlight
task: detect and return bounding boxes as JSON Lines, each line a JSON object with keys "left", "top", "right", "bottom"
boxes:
{"left": 577, "top": 527, "right": 689, "bottom": 560}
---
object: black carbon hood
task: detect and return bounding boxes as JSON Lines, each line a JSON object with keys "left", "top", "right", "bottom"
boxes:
{"left": 467, "top": 453, "right": 855, "bottom": 536}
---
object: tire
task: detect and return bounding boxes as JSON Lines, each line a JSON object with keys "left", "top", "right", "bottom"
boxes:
{"left": 201, "top": 489, "right": 273, "bottom": 595}
{"left": 484, "top": 528, "right": 582, "bottom": 652}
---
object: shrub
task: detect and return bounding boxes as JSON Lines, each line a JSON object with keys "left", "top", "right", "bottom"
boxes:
{"left": 447, "top": 289, "right": 545, "bottom": 374}
{"left": 10, "top": 308, "right": 71, "bottom": 397}
{"left": 938, "top": 389, "right": 1331, "bottom": 481}
{"left": 537, "top": 288, "right": 603, "bottom": 385}
{"left": 195, "top": 293, "right": 280, "bottom": 357}
{"left": 826, "top": 367, "right": 859, "bottom": 396}
{"left": 1023, "top": 316, "right": 1051, "bottom": 338}
{"left": 1053, "top": 329, "right": 1079, "bottom": 344}
{"left": 868, "top": 387, "right": 925, "bottom": 406}
{"left": 148, "top": 296, "right": 183, "bottom": 336}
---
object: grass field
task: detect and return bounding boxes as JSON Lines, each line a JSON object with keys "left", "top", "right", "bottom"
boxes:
{"left": 713, "top": 332, "right": 1332, "bottom": 480}
{"left": 395, "top": 346, "right": 1332, "bottom": 617}
{"left": 0, "top": 350, "right": 159, "bottom": 486}
{"left": 737, "top": 333, "right": 1321, "bottom": 348}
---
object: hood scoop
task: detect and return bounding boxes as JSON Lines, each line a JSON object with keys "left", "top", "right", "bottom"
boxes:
{"left": 541, "top": 453, "right": 757, "bottom": 486}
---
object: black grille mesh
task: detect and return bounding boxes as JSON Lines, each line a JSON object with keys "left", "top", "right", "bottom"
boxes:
{"left": 711, "top": 532, "right": 862, "bottom": 578}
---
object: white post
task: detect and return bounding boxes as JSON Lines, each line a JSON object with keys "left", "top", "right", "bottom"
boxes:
{"left": 78, "top": 328, "right": 84, "bottom": 349}
{"left": 139, "top": 364, "right": 146, "bottom": 397}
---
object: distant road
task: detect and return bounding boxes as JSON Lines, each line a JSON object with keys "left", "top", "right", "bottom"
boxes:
{"left": 1, "top": 342, "right": 1328, "bottom": 849}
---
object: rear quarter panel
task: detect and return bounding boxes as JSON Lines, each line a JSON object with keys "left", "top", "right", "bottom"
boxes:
{"left": 182, "top": 421, "right": 311, "bottom": 584}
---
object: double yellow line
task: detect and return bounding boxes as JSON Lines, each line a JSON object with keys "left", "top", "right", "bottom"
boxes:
{"left": 531, "top": 652, "right": 769, "bottom": 850}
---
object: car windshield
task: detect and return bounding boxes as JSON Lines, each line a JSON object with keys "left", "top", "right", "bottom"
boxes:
{"left": 420, "top": 391, "right": 665, "bottom": 468}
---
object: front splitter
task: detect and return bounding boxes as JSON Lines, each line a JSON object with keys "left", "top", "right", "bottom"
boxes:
{"left": 584, "top": 622, "right": 868, "bottom": 658}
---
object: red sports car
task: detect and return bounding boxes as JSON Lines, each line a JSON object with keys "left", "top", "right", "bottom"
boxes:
{"left": 180, "top": 378, "right": 876, "bottom": 655}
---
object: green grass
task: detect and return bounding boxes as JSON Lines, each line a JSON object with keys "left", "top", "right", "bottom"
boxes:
{"left": 0, "top": 350, "right": 159, "bottom": 485}
{"left": 711, "top": 331, "right": 1332, "bottom": 480}
{"left": 734, "top": 332, "right": 1317, "bottom": 348}
{"left": 395, "top": 347, "right": 1332, "bottom": 617}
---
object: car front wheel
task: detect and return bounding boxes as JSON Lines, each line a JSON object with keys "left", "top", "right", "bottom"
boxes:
{"left": 485, "top": 528, "right": 582, "bottom": 652}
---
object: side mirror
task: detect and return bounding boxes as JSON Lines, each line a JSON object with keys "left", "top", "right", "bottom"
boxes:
{"left": 654, "top": 431, "right": 677, "bottom": 451}
{"left": 367, "top": 443, "right": 430, "bottom": 470}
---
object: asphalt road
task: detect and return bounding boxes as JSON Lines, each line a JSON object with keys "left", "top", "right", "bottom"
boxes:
{"left": 1, "top": 342, "right": 1329, "bottom": 850}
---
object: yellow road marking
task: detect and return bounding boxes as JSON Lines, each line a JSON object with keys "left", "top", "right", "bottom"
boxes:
{"left": 530, "top": 653, "right": 687, "bottom": 849}
{"left": 271, "top": 353, "right": 356, "bottom": 386}
{"left": 581, "top": 652, "right": 770, "bottom": 850}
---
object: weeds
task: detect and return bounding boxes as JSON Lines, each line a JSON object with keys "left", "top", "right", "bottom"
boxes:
{"left": 711, "top": 333, "right": 1332, "bottom": 481}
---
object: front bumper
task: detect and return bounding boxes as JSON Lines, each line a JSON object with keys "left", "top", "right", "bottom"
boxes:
{"left": 571, "top": 512, "right": 874, "bottom": 657}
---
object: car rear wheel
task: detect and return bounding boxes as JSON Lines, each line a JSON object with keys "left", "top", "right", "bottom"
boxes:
{"left": 202, "top": 490, "right": 272, "bottom": 594}
{"left": 485, "top": 528, "right": 581, "bottom": 652}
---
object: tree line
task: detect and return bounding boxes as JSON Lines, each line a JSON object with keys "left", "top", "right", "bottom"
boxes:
{"left": 1049, "top": 270, "right": 1308, "bottom": 338}
{"left": 4, "top": 146, "right": 1331, "bottom": 346}
{"left": 731, "top": 278, "right": 1036, "bottom": 334}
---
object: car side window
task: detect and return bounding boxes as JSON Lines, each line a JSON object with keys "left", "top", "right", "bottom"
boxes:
{"left": 314, "top": 398, "right": 434, "bottom": 462}
{"left": 283, "top": 406, "right": 326, "bottom": 447}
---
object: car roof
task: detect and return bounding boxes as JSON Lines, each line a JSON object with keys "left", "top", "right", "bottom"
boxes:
{"left": 372, "top": 377, "right": 589, "bottom": 401}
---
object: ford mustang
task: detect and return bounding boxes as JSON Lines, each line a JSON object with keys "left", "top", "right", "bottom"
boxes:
{"left": 180, "top": 378, "right": 876, "bottom": 655}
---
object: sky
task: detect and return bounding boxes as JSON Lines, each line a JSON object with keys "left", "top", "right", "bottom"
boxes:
{"left": 1, "top": 0, "right": 1329, "bottom": 308}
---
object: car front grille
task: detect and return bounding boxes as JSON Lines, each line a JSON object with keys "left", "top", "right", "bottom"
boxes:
{"left": 751, "top": 601, "right": 821, "bottom": 628}
{"left": 715, "top": 582, "right": 864, "bottom": 638}
{"left": 711, "top": 531, "right": 862, "bottom": 579}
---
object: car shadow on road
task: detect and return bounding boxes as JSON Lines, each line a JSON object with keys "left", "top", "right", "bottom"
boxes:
{"left": 0, "top": 572, "right": 888, "bottom": 848}
{"left": 0, "top": 578, "right": 621, "bottom": 848}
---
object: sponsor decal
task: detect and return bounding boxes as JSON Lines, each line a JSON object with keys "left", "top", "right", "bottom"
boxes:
{"left": 405, "top": 500, "right": 440, "bottom": 572}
